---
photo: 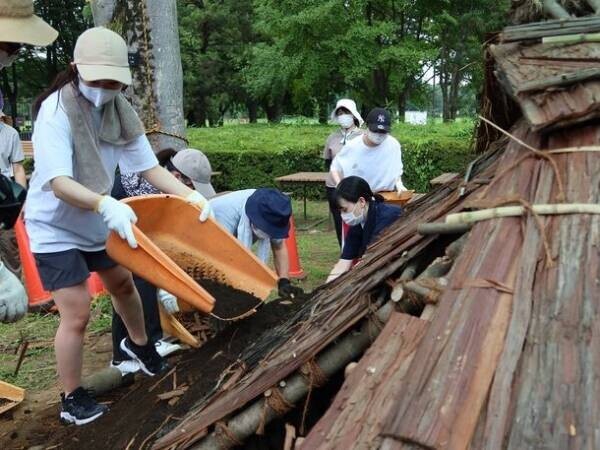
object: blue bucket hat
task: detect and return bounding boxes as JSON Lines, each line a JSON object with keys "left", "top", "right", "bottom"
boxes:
{"left": 245, "top": 188, "right": 291, "bottom": 239}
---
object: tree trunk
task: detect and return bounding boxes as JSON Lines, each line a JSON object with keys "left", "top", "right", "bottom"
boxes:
{"left": 91, "top": 0, "right": 187, "bottom": 152}
{"left": 317, "top": 97, "right": 328, "bottom": 124}
{"left": 246, "top": 99, "right": 258, "bottom": 123}
{"left": 264, "top": 101, "right": 282, "bottom": 123}
{"left": 1, "top": 69, "right": 18, "bottom": 131}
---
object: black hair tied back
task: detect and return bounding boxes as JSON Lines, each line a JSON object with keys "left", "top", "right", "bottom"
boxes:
{"left": 335, "top": 176, "right": 382, "bottom": 205}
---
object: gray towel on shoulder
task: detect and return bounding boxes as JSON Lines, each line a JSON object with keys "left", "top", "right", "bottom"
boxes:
{"left": 61, "top": 82, "right": 145, "bottom": 194}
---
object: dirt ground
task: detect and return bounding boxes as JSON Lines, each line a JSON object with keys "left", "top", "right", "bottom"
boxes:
{"left": 0, "top": 333, "right": 114, "bottom": 448}
{"left": 0, "top": 295, "right": 308, "bottom": 450}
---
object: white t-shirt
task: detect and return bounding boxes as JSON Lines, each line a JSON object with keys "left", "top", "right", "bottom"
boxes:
{"left": 24, "top": 91, "right": 158, "bottom": 253}
{"left": 210, "top": 189, "right": 256, "bottom": 237}
{"left": 0, "top": 122, "right": 23, "bottom": 178}
{"left": 330, "top": 134, "right": 403, "bottom": 192}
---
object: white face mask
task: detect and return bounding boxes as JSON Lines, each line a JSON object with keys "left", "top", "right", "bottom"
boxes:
{"left": 337, "top": 114, "right": 354, "bottom": 129}
{"left": 341, "top": 202, "right": 366, "bottom": 226}
{"left": 367, "top": 130, "right": 387, "bottom": 146}
{"left": 0, "top": 50, "right": 18, "bottom": 70}
{"left": 251, "top": 224, "right": 271, "bottom": 240}
{"left": 78, "top": 78, "right": 121, "bottom": 108}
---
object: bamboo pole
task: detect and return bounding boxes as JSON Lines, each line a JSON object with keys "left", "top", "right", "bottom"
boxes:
{"left": 542, "top": 0, "right": 571, "bottom": 19}
{"left": 446, "top": 204, "right": 600, "bottom": 225}
{"left": 190, "top": 302, "right": 395, "bottom": 450}
{"left": 542, "top": 32, "right": 600, "bottom": 44}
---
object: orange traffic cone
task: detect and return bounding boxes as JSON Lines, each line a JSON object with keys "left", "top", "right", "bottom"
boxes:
{"left": 87, "top": 272, "right": 106, "bottom": 297}
{"left": 13, "top": 217, "right": 53, "bottom": 309}
{"left": 285, "top": 215, "right": 305, "bottom": 279}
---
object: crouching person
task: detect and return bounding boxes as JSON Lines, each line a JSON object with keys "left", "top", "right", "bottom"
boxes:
{"left": 211, "top": 188, "right": 304, "bottom": 299}
{"left": 327, "top": 176, "right": 402, "bottom": 282}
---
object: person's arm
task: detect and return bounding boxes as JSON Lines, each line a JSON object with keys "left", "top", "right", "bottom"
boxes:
{"left": 51, "top": 176, "right": 139, "bottom": 248}
{"left": 141, "top": 165, "right": 212, "bottom": 221}
{"left": 329, "top": 152, "right": 344, "bottom": 186}
{"left": 272, "top": 240, "right": 304, "bottom": 298}
{"left": 271, "top": 239, "right": 289, "bottom": 279}
{"left": 327, "top": 259, "right": 353, "bottom": 283}
{"left": 140, "top": 165, "right": 193, "bottom": 198}
{"left": 50, "top": 176, "right": 103, "bottom": 210}
{"left": 12, "top": 162, "right": 26, "bottom": 188}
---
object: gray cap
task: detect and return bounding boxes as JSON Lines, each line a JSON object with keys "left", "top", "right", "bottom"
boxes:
{"left": 171, "top": 149, "right": 216, "bottom": 199}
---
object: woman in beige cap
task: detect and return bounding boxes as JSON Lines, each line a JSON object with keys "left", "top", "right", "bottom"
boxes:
{"left": 0, "top": 0, "right": 58, "bottom": 325}
{"left": 24, "top": 27, "right": 212, "bottom": 426}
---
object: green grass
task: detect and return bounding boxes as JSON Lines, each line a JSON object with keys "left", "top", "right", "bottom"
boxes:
{"left": 0, "top": 295, "right": 113, "bottom": 391}
{"left": 291, "top": 199, "right": 340, "bottom": 292}
{"left": 187, "top": 120, "right": 474, "bottom": 153}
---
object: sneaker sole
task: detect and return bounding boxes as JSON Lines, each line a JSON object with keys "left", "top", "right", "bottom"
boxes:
{"left": 156, "top": 344, "right": 183, "bottom": 358}
{"left": 60, "top": 410, "right": 105, "bottom": 426}
{"left": 119, "top": 339, "right": 155, "bottom": 376}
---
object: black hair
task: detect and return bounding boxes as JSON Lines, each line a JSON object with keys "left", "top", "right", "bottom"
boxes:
{"left": 32, "top": 64, "right": 79, "bottom": 118}
{"left": 156, "top": 148, "right": 177, "bottom": 167}
{"left": 334, "top": 176, "right": 383, "bottom": 206}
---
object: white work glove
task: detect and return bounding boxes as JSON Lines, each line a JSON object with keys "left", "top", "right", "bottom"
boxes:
{"left": 96, "top": 196, "right": 138, "bottom": 248}
{"left": 186, "top": 191, "right": 213, "bottom": 222}
{"left": 157, "top": 289, "right": 179, "bottom": 314}
{"left": 396, "top": 177, "right": 407, "bottom": 194}
{"left": 0, "top": 261, "right": 27, "bottom": 323}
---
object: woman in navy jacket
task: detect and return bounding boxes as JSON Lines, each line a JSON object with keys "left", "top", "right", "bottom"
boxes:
{"left": 327, "top": 176, "right": 402, "bottom": 282}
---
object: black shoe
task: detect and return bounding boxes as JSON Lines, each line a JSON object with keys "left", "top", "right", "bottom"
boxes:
{"left": 60, "top": 387, "right": 108, "bottom": 426}
{"left": 120, "top": 337, "right": 170, "bottom": 376}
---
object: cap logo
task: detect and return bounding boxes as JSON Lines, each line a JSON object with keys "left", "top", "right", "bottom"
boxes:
{"left": 377, "top": 114, "right": 385, "bottom": 123}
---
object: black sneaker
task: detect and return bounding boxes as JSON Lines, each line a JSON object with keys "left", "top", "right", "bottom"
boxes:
{"left": 60, "top": 387, "right": 108, "bottom": 426}
{"left": 120, "top": 337, "right": 170, "bottom": 376}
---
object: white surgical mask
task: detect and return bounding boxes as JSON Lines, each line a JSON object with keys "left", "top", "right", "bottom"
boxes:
{"left": 367, "top": 130, "right": 387, "bottom": 146}
{"left": 337, "top": 114, "right": 354, "bottom": 129}
{"left": 341, "top": 202, "right": 366, "bottom": 226}
{"left": 252, "top": 225, "right": 271, "bottom": 240}
{"left": 0, "top": 50, "right": 18, "bottom": 70}
{"left": 78, "top": 78, "right": 121, "bottom": 108}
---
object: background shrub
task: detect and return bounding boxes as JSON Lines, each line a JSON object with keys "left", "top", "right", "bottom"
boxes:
{"left": 188, "top": 121, "right": 474, "bottom": 196}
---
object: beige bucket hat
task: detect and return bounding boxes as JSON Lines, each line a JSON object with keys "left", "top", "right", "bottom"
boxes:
{"left": 74, "top": 27, "right": 132, "bottom": 85}
{"left": 0, "top": 0, "right": 58, "bottom": 46}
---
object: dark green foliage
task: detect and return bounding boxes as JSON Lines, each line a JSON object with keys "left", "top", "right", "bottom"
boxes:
{"left": 189, "top": 122, "right": 474, "bottom": 197}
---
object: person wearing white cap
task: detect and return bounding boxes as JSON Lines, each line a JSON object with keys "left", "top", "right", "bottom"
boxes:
{"left": 0, "top": 1, "right": 57, "bottom": 325}
{"left": 23, "top": 27, "right": 213, "bottom": 426}
{"left": 323, "top": 99, "right": 363, "bottom": 246}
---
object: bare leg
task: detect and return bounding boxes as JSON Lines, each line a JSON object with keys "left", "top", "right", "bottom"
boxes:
{"left": 53, "top": 282, "right": 91, "bottom": 395}
{"left": 97, "top": 265, "right": 148, "bottom": 346}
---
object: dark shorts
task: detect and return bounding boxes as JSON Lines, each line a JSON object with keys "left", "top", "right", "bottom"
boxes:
{"left": 34, "top": 249, "right": 117, "bottom": 291}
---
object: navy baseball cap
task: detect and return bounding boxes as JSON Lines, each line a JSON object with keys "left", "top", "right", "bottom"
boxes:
{"left": 245, "top": 188, "right": 292, "bottom": 239}
{"left": 365, "top": 107, "right": 391, "bottom": 133}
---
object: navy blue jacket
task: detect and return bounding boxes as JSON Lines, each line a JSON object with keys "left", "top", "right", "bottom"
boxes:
{"left": 341, "top": 202, "right": 402, "bottom": 260}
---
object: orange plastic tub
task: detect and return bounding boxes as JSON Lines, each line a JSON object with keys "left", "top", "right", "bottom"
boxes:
{"left": 106, "top": 195, "right": 278, "bottom": 314}
{"left": 379, "top": 190, "right": 414, "bottom": 206}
